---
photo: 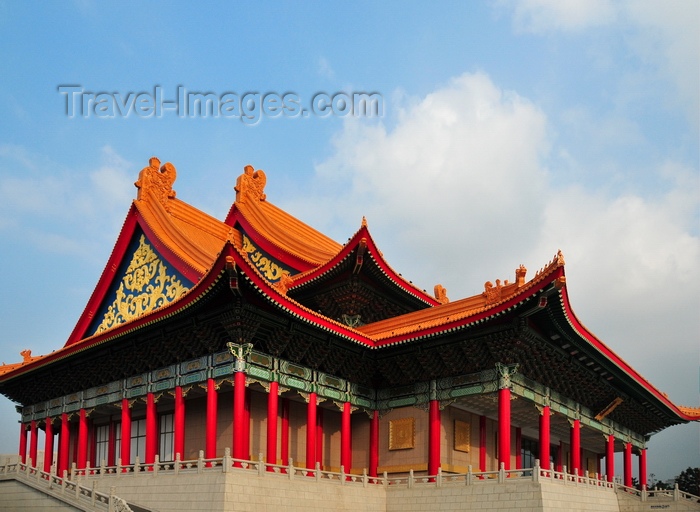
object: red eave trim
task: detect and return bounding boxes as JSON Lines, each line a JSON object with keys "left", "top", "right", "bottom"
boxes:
{"left": 65, "top": 206, "right": 140, "bottom": 345}
{"left": 135, "top": 208, "right": 205, "bottom": 284}
{"left": 2, "top": 247, "right": 230, "bottom": 381}
{"left": 65, "top": 205, "right": 207, "bottom": 346}
{"left": 373, "top": 267, "right": 560, "bottom": 347}
{"left": 558, "top": 288, "right": 696, "bottom": 422}
{"left": 292, "top": 225, "right": 440, "bottom": 307}
{"left": 230, "top": 207, "right": 319, "bottom": 273}
{"left": 226, "top": 246, "right": 377, "bottom": 348}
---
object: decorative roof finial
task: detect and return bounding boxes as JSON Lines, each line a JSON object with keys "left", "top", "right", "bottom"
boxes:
{"left": 556, "top": 250, "right": 565, "bottom": 266}
{"left": 235, "top": 165, "right": 267, "bottom": 203}
{"left": 434, "top": 284, "right": 449, "bottom": 304}
{"left": 361, "top": 216, "right": 368, "bottom": 228}
{"left": 134, "top": 156, "right": 177, "bottom": 207}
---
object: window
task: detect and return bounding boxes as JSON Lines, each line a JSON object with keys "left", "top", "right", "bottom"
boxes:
{"left": 94, "top": 424, "right": 110, "bottom": 467}
{"left": 114, "top": 422, "right": 121, "bottom": 463}
{"left": 521, "top": 437, "right": 538, "bottom": 469}
{"left": 130, "top": 418, "right": 146, "bottom": 464}
{"left": 159, "top": 413, "right": 175, "bottom": 462}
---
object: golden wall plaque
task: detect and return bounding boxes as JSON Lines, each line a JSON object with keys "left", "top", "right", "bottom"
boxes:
{"left": 454, "top": 420, "right": 470, "bottom": 453}
{"left": 389, "top": 417, "right": 415, "bottom": 450}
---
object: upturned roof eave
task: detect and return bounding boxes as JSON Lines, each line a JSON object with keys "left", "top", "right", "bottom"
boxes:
{"left": 290, "top": 223, "right": 440, "bottom": 307}
{"left": 0, "top": 244, "right": 233, "bottom": 384}
{"left": 556, "top": 283, "right": 699, "bottom": 424}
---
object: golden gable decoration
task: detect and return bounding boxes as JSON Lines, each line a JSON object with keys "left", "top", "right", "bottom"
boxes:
{"left": 94, "top": 235, "right": 189, "bottom": 334}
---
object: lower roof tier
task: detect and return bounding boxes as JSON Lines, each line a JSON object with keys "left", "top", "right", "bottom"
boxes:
{"left": 1, "top": 262, "right": 690, "bottom": 438}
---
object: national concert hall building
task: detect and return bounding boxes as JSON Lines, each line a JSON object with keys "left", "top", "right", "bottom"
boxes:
{"left": 1, "top": 158, "right": 697, "bottom": 500}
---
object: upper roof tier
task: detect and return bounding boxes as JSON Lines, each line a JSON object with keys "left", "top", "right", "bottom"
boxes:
{"left": 225, "top": 165, "right": 340, "bottom": 271}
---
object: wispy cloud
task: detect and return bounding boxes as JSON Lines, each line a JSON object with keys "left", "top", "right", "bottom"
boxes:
{"left": 503, "top": 0, "right": 699, "bottom": 127}
{"left": 507, "top": 0, "right": 617, "bottom": 33}
{"left": 0, "top": 145, "right": 134, "bottom": 261}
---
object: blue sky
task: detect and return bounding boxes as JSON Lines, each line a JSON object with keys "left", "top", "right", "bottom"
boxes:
{"left": 0, "top": 1, "right": 697, "bottom": 481}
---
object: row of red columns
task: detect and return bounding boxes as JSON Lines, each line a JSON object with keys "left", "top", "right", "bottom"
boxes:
{"left": 536, "top": 404, "right": 647, "bottom": 486}
{"left": 18, "top": 380, "right": 646, "bottom": 484}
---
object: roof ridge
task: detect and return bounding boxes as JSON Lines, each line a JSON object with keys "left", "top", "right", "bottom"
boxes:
{"left": 358, "top": 252, "right": 566, "bottom": 339}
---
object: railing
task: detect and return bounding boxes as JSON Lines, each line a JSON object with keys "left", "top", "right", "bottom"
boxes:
{"left": 613, "top": 480, "right": 700, "bottom": 504}
{"left": 3, "top": 455, "right": 698, "bottom": 508}
{"left": 67, "top": 448, "right": 385, "bottom": 487}
{"left": 0, "top": 459, "right": 134, "bottom": 511}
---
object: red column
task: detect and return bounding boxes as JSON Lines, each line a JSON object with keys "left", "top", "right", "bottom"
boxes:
{"left": 145, "top": 393, "right": 157, "bottom": 466}
{"left": 88, "top": 419, "right": 96, "bottom": 469}
{"left": 59, "top": 413, "right": 70, "bottom": 475}
{"left": 206, "top": 379, "right": 217, "bottom": 460}
{"left": 369, "top": 410, "right": 379, "bottom": 477}
{"left": 479, "top": 415, "right": 486, "bottom": 472}
{"left": 266, "top": 381, "right": 279, "bottom": 468}
{"left": 107, "top": 421, "right": 116, "bottom": 467}
{"left": 639, "top": 448, "right": 647, "bottom": 489}
{"left": 44, "top": 418, "right": 54, "bottom": 473}
{"left": 29, "top": 420, "right": 38, "bottom": 467}
{"left": 539, "top": 406, "right": 550, "bottom": 468}
{"left": 515, "top": 427, "right": 522, "bottom": 469}
{"left": 316, "top": 408, "right": 324, "bottom": 470}
{"left": 305, "top": 392, "right": 317, "bottom": 470}
{"left": 606, "top": 434, "right": 615, "bottom": 482}
{"left": 18, "top": 423, "right": 27, "bottom": 464}
{"left": 244, "top": 388, "right": 251, "bottom": 459}
{"left": 624, "top": 442, "right": 632, "bottom": 487}
{"left": 281, "top": 398, "right": 289, "bottom": 466}
{"left": 77, "top": 409, "right": 88, "bottom": 471}
{"left": 428, "top": 399, "right": 441, "bottom": 476}
{"left": 120, "top": 399, "right": 131, "bottom": 467}
{"left": 232, "top": 372, "right": 246, "bottom": 461}
{"left": 173, "top": 386, "right": 185, "bottom": 461}
{"left": 570, "top": 419, "right": 581, "bottom": 475}
{"left": 498, "top": 387, "right": 511, "bottom": 470}
{"left": 341, "top": 402, "right": 352, "bottom": 473}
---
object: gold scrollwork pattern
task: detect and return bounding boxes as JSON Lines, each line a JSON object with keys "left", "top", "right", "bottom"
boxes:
{"left": 242, "top": 235, "right": 285, "bottom": 282}
{"left": 94, "top": 235, "right": 189, "bottom": 334}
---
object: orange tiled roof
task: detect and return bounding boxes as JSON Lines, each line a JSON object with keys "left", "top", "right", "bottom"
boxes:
{"left": 677, "top": 405, "right": 700, "bottom": 419}
{"left": 231, "top": 165, "right": 341, "bottom": 268}
{"left": 134, "top": 157, "right": 231, "bottom": 275}
{"left": 358, "top": 252, "right": 565, "bottom": 340}
{"left": 0, "top": 350, "right": 43, "bottom": 377}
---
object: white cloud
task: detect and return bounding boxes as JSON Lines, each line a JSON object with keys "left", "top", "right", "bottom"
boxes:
{"left": 508, "top": 0, "right": 617, "bottom": 33}
{"left": 308, "top": 72, "right": 550, "bottom": 295}
{"left": 298, "top": 71, "right": 699, "bottom": 412}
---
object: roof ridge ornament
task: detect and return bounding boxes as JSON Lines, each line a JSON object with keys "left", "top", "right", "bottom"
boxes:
{"left": 134, "top": 157, "right": 177, "bottom": 208}
{"left": 434, "top": 284, "right": 449, "bottom": 304}
{"left": 515, "top": 265, "right": 527, "bottom": 287}
{"left": 235, "top": 165, "right": 267, "bottom": 204}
